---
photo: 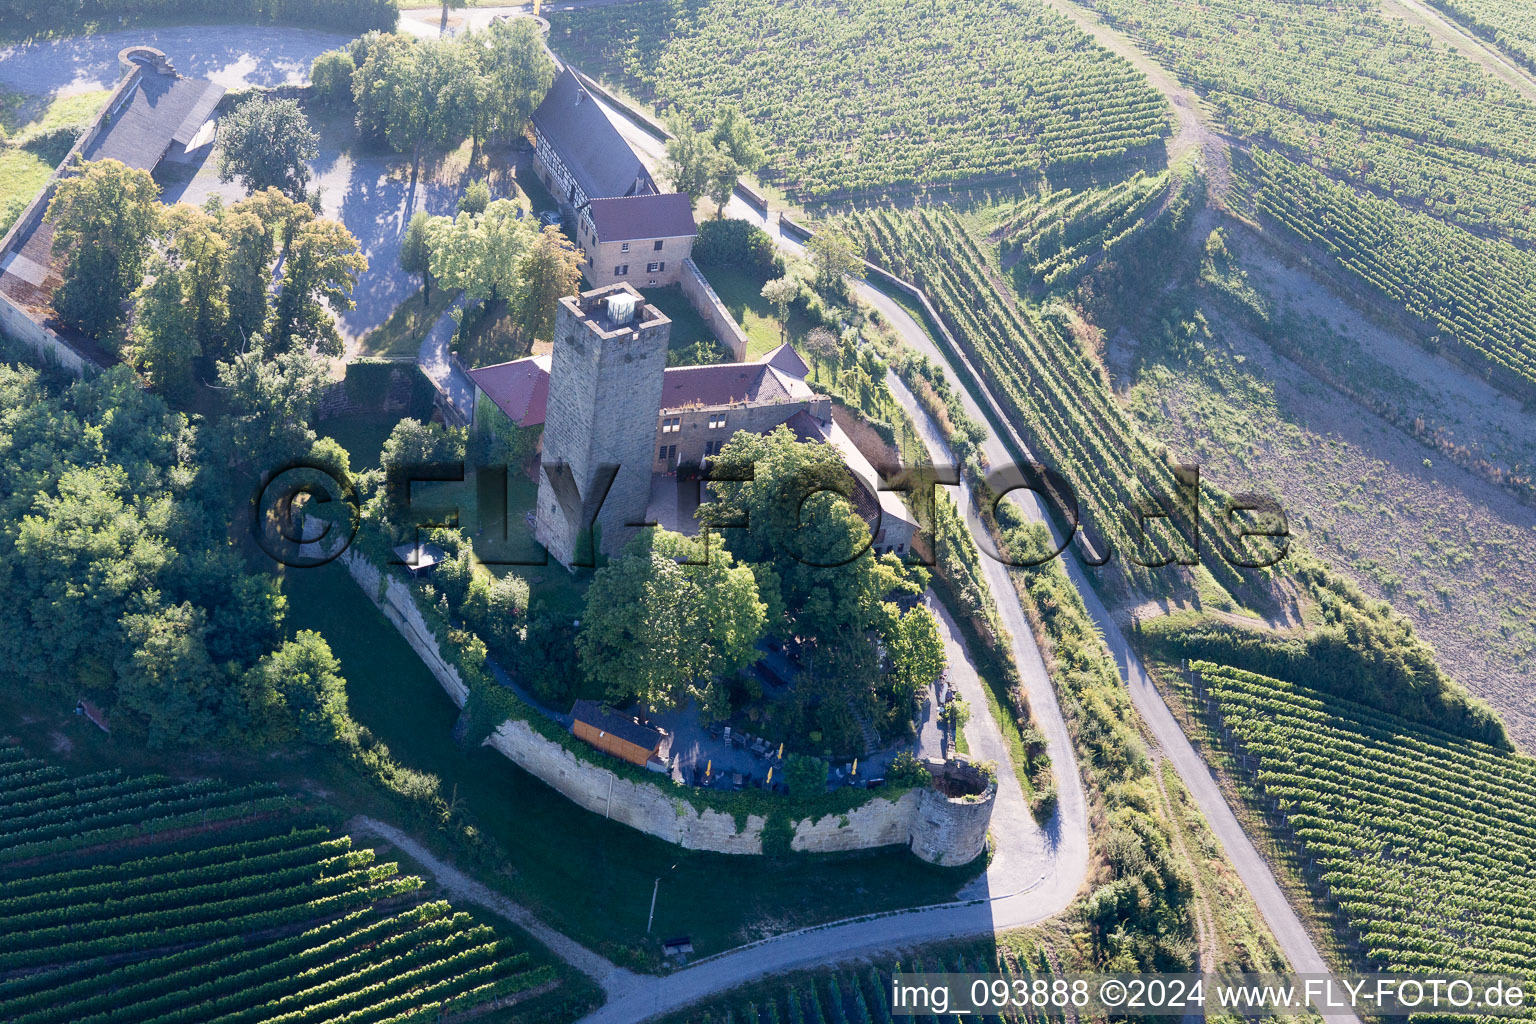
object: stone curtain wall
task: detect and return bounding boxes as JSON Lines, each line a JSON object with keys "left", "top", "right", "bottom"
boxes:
{"left": 343, "top": 546, "right": 993, "bottom": 864}
{"left": 681, "top": 258, "right": 749, "bottom": 362}
{"left": 0, "top": 295, "right": 89, "bottom": 376}
{"left": 342, "top": 549, "right": 471, "bottom": 707}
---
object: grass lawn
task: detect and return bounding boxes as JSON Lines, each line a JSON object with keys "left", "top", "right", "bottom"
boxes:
{"left": 456, "top": 298, "right": 530, "bottom": 368}
{"left": 635, "top": 283, "right": 728, "bottom": 365}
{"left": 357, "top": 285, "right": 453, "bottom": 359}
{"left": 319, "top": 413, "right": 404, "bottom": 474}
{"left": 696, "top": 262, "right": 812, "bottom": 359}
{"left": 0, "top": 89, "right": 110, "bottom": 235}
{"left": 283, "top": 562, "right": 982, "bottom": 969}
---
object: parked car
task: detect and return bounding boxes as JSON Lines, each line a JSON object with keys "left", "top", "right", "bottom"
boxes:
{"left": 537, "top": 210, "right": 562, "bottom": 228}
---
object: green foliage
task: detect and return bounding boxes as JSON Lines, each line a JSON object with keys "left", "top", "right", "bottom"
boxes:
{"left": 309, "top": 49, "right": 356, "bottom": 107}
{"left": 216, "top": 95, "right": 319, "bottom": 201}
{"left": 782, "top": 754, "right": 828, "bottom": 801}
{"left": 513, "top": 225, "right": 583, "bottom": 344}
{"left": 46, "top": 158, "right": 161, "bottom": 342}
{"left": 1192, "top": 662, "right": 1536, "bottom": 985}
{"left": 427, "top": 200, "right": 535, "bottom": 304}
{"left": 886, "top": 605, "right": 944, "bottom": 712}
{"left": 0, "top": 749, "right": 559, "bottom": 1021}
{"left": 939, "top": 696, "right": 970, "bottom": 734}
{"left": 267, "top": 214, "right": 368, "bottom": 357}
{"left": 692, "top": 218, "right": 780, "bottom": 274}
{"left": 886, "top": 751, "right": 932, "bottom": 789}
{"left": 760, "top": 814, "right": 795, "bottom": 857}
{"left": 458, "top": 179, "right": 491, "bottom": 216}
{"left": 556, "top": 0, "right": 1168, "bottom": 200}
{"left": 577, "top": 528, "right": 766, "bottom": 717}
{"left": 217, "top": 347, "right": 332, "bottom": 476}
{"left": 243, "top": 630, "right": 352, "bottom": 746}
{"left": 1140, "top": 586, "right": 1509, "bottom": 749}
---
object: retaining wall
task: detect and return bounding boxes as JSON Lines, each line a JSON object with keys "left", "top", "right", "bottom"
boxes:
{"left": 680, "top": 257, "right": 750, "bottom": 362}
{"left": 343, "top": 547, "right": 993, "bottom": 864}
{"left": 0, "top": 294, "right": 90, "bottom": 375}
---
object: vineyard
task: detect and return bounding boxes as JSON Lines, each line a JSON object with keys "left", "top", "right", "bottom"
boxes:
{"left": 551, "top": 0, "right": 1170, "bottom": 201}
{"left": 0, "top": 747, "right": 568, "bottom": 1024}
{"left": 1189, "top": 661, "right": 1536, "bottom": 1014}
{"left": 1236, "top": 147, "right": 1536, "bottom": 399}
{"left": 842, "top": 200, "right": 1262, "bottom": 602}
{"left": 653, "top": 938, "right": 1065, "bottom": 1024}
{"left": 1076, "top": 0, "right": 1536, "bottom": 395}
{"left": 990, "top": 172, "right": 1171, "bottom": 290}
{"left": 1426, "top": 0, "right": 1536, "bottom": 76}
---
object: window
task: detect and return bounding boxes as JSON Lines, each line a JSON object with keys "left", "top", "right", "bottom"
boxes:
{"left": 614, "top": 264, "right": 628, "bottom": 276}
{"left": 661, "top": 417, "right": 681, "bottom": 434}
{"left": 620, "top": 242, "right": 630, "bottom": 252}
{"left": 707, "top": 414, "right": 727, "bottom": 429}
{"left": 646, "top": 261, "right": 665, "bottom": 274}
{"left": 653, "top": 239, "right": 664, "bottom": 251}
{"left": 659, "top": 446, "right": 667, "bottom": 461}
{"left": 704, "top": 440, "right": 717, "bottom": 456}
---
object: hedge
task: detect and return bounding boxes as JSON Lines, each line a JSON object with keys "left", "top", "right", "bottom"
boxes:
{"left": 1, "top": 0, "right": 397, "bottom": 41}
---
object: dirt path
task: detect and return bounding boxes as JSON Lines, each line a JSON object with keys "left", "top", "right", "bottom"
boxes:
{"left": 1380, "top": 0, "right": 1536, "bottom": 103}
{"left": 1035, "top": 0, "right": 1232, "bottom": 200}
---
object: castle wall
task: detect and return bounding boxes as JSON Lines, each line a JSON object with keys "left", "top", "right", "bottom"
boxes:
{"left": 908, "top": 784, "right": 995, "bottom": 867}
{"left": 341, "top": 515, "right": 993, "bottom": 865}
{"left": 679, "top": 258, "right": 749, "bottom": 361}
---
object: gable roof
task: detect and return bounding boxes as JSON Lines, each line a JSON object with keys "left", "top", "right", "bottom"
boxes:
{"left": 588, "top": 193, "right": 697, "bottom": 242}
{"left": 531, "top": 69, "right": 652, "bottom": 202}
{"left": 658, "top": 351, "right": 816, "bottom": 412}
{"left": 469, "top": 354, "right": 551, "bottom": 427}
{"left": 83, "top": 66, "right": 224, "bottom": 171}
{"left": 570, "top": 700, "right": 662, "bottom": 750}
{"left": 762, "top": 342, "right": 810, "bottom": 380}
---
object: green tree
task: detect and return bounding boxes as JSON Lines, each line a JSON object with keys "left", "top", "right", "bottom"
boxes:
{"left": 760, "top": 276, "right": 798, "bottom": 342}
{"left": 244, "top": 631, "right": 350, "bottom": 745}
{"left": 400, "top": 210, "right": 436, "bottom": 308}
{"left": 663, "top": 115, "right": 712, "bottom": 208}
{"left": 310, "top": 49, "right": 356, "bottom": 107}
{"left": 577, "top": 529, "right": 765, "bottom": 717}
{"left": 458, "top": 179, "right": 491, "bottom": 215}
{"left": 710, "top": 107, "right": 766, "bottom": 177}
{"left": 805, "top": 230, "right": 860, "bottom": 297}
{"left": 381, "top": 37, "right": 477, "bottom": 179}
{"left": 514, "top": 224, "right": 582, "bottom": 343}
{"left": 217, "top": 96, "right": 320, "bottom": 201}
{"left": 353, "top": 33, "right": 415, "bottom": 144}
{"left": 481, "top": 17, "right": 556, "bottom": 142}
{"left": 46, "top": 159, "right": 161, "bottom": 341}
{"left": 887, "top": 605, "right": 945, "bottom": 711}
{"left": 217, "top": 189, "right": 296, "bottom": 354}
{"left": 115, "top": 599, "right": 224, "bottom": 747}
{"left": 268, "top": 216, "right": 367, "bottom": 356}
{"left": 217, "top": 348, "right": 331, "bottom": 474}
{"left": 783, "top": 753, "right": 828, "bottom": 800}
{"left": 129, "top": 263, "right": 201, "bottom": 399}
{"left": 887, "top": 750, "right": 932, "bottom": 788}
{"left": 427, "top": 200, "right": 534, "bottom": 304}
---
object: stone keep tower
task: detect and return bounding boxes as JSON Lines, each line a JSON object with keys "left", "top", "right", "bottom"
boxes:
{"left": 535, "top": 283, "right": 670, "bottom": 566}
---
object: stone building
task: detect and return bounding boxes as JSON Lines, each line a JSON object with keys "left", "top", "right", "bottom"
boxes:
{"left": 576, "top": 193, "right": 698, "bottom": 289}
{"left": 530, "top": 69, "right": 654, "bottom": 213}
{"left": 534, "top": 284, "right": 671, "bottom": 565}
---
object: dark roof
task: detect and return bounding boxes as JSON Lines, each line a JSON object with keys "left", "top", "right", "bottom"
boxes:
{"left": 659, "top": 361, "right": 815, "bottom": 411}
{"left": 783, "top": 408, "right": 823, "bottom": 442}
{"left": 469, "top": 354, "right": 550, "bottom": 427}
{"left": 393, "top": 542, "right": 449, "bottom": 570}
{"left": 762, "top": 342, "right": 810, "bottom": 380}
{"left": 570, "top": 700, "right": 662, "bottom": 749}
{"left": 587, "top": 193, "right": 697, "bottom": 242}
{"left": 531, "top": 69, "right": 652, "bottom": 201}
{"left": 83, "top": 68, "right": 224, "bottom": 171}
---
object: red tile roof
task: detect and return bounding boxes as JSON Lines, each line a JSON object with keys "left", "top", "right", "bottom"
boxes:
{"left": 468, "top": 354, "right": 550, "bottom": 427}
{"left": 587, "top": 193, "right": 698, "bottom": 243}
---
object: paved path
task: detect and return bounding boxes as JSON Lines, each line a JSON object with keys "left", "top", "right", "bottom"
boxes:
{"left": 416, "top": 295, "right": 475, "bottom": 423}
{"left": 866, "top": 246, "right": 1354, "bottom": 1024}
{"left": 0, "top": 24, "right": 351, "bottom": 97}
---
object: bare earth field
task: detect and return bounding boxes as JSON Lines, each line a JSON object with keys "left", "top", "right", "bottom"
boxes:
{"left": 1118, "top": 231, "right": 1536, "bottom": 750}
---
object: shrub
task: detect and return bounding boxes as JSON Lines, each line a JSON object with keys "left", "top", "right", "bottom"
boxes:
{"left": 692, "top": 218, "right": 779, "bottom": 274}
{"left": 459, "top": 179, "right": 491, "bottom": 215}
{"left": 310, "top": 50, "right": 356, "bottom": 107}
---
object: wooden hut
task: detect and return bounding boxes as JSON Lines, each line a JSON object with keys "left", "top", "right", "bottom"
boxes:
{"left": 569, "top": 700, "right": 661, "bottom": 767}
